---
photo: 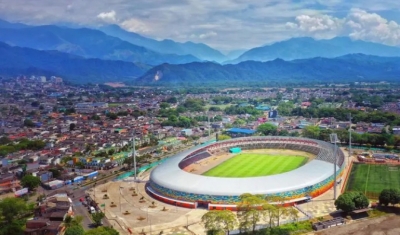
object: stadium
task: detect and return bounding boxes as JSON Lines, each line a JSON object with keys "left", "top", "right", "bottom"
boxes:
{"left": 147, "top": 136, "right": 345, "bottom": 210}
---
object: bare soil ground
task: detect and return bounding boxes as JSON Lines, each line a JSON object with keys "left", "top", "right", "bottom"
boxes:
{"left": 104, "top": 82, "right": 126, "bottom": 87}
{"left": 315, "top": 215, "right": 400, "bottom": 235}
{"left": 188, "top": 149, "right": 315, "bottom": 175}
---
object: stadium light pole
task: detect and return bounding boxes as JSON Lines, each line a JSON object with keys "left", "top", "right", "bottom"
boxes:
{"left": 119, "top": 186, "right": 123, "bottom": 213}
{"left": 348, "top": 113, "right": 352, "bottom": 168}
{"left": 132, "top": 131, "right": 137, "bottom": 181}
{"left": 330, "top": 133, "right": 338, "bottom": 200}
{"left": 207, "top": 112, "right": 211, "bottom": 138}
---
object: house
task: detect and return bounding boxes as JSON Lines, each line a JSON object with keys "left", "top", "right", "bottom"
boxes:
{"left": 393, "top": 126, "right": 400, "bottom": 135}
{"left": 226, "top": 128, "right": 256, "bottom": 138}
{"left": 181, "top": 129, "right": 193, "bottom": 136}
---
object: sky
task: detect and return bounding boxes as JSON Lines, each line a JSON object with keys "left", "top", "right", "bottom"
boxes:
{"left": 1, "top": 0, "right": 400, "bottom": 52}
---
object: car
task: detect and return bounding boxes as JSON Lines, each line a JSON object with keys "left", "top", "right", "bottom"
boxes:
{"left": 90, "top": 206, "right": 96, "bottom": 214}
{"left": 79, "top": 197, "right": 84, "bottom": 202}
{"left": 82, "top": 201, "right": 88, "bottom": 207}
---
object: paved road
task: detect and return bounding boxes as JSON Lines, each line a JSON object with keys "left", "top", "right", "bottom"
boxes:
{"left": 70, "top": 178, "right": 113, "bottom": 230}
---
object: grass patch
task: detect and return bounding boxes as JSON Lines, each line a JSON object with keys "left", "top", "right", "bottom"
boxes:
{"left": 205, "top": 104, "right": 232, "bottom": 110}
{"left": 203, "top": 153, "right": 307, "bottom": 177}
{"left": 262, "top": 221, "right": 313, "bottom": 235}
{"left": 108, "top": 103, "right": 125, "bottom": 107}
{"left": 368, "top": 209, "right": 388, "bottom": 218}
{"left": 346, "top": 164, "right": 400, "bottom": 198}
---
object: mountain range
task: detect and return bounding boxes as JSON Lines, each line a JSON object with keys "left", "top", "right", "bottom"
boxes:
{"left": 135, "top": 54, "right": 400, "bottom": 86}
{"left": 99, "top": 25, "right": 227, "bottom": 62}
{"left": 229, "top": 37, "right": 400, "bottom": 64}
{"left": 1, "top": 41, "right": 399, "bottom": 86}
{"left": 1, "top": 19, "right": 400, "bottom": 86}
{"left": 0, "top": 42, "right": 148, "bottom": 84}
{"left": 0, "top": 21, "right": 200, "bottom": 65}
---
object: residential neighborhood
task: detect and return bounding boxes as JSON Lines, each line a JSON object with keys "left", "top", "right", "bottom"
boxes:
{"left": 1, "top": 75, "right": 400, "bottom": 234}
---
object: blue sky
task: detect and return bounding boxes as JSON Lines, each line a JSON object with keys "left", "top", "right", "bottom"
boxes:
{"left": 0, "top": 0, "right": 399, "bottom": 51}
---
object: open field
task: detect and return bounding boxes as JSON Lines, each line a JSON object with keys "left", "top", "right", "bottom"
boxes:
{"left": 202, "top": 153, "right": 307, "bottom": 177}
{"left": 108, "top": 102, "right": 126, "bottom": 107}
{"left": 345, "top": 163, "right": 400, "bottom": 197}
{"left": 205, "top": 104, "right": 232, "bottom": 110}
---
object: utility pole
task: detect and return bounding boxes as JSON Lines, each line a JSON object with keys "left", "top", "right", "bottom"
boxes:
{"left": 132, "top": 131, "right": 137, "bottom": 181}
{"left": 208, "top": 112, "right": 211, "bottom": 138}
{"left": 330, "top": 133, "right": 338, "bottom": 200}
{"left": 348, "top": 113, "right": 352, "bottom": 168}
{"left": 119, "top": 186, "right": 124, "bottom": 213}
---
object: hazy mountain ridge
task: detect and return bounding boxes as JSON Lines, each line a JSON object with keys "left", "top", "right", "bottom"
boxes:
{"left": 0, "top": 21, "right": 200, "bottom": 65}
{"left": 0, "top": 42, "right": 148, "bottom": 84}
{"left": 99, "top": 24, "right": 227, "bottom": 62}
{"left": 136, "top": 54, "right": 400, "bottom": 86}
{"left": 228, "top": 37, "right": 400, "bottom": 64}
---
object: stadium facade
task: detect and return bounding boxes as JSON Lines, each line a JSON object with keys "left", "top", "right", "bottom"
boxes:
{"left": 147, "top": 136, "right": 345, "bottom": 209}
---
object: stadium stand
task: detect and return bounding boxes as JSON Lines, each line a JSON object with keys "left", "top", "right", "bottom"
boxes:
{"left": 180, "top": 137, "right": 344, "bottom": 169}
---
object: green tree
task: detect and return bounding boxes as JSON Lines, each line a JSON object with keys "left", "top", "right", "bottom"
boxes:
{"left": 23, "top": 118, "right": 35, "bottom": 127}
{"left": 233, "top": 118, "right": 246, "bottom": 127}
{"left": 166, "top": 96, "right": 178, "bottom": 104}
{"left": 64, "top": 215, "right": 84, "bottom": 235}
{"left": 217, "top": 134, "right": 231, "bottom": 141}
{"left": 69, "top": 123, "right": 76, "bottom": 131}
{"left": 160, "top": 102, "right": 170, "bottom": 109}
{"left": 123, "top": 157, "right": 134, "bottom": 170}
{"left": 64, "top": 215, "right": 83, "bottom": 228}
{"left": 0, "top": 197, "right": 28, "bottom": 223}
{"left": 216, "top": 210, "right": 237, "bottom": 235}
{"left": 287, "top": 207, "right": 299, "bottom": 222}
{"left": 31, "top": 101, "right": 40, "bottom": 107}
{"left": 268, "top": 196, "right": 288, "bottom": 226}
{"left": 262, "top": 203, "right": 277, "bottom": 228}
{"left": 257, "top": 123, "right": 278, "bottom": 136}
{"left": 335, "top": 192, "right": 369, "bottom": 212}
{"left": 302, "top": 125, "right": 320, "bottom": 139}
{"left": 49, "top": 168, "right": 61, "bottom": 178}
{"left": 107, "top": 149, "right": 115, "bottom": 156}
{"left": 201, "top": 211, "right": 223, "bottom": 235}
{"left": 75, "top": 162, "right": 85, "bottom": 169}
{"left": 106, "top": 112, "right": 118, "bottom": 120}
{"left": 0, "top": 220, "right": 26, "bottom": 235}
{"left": 20, "top": 175, "right": 41, "bottom": 191}
{"left": 238, "top": 193, "right": 265, "bottom": 233}
{"left": 0, "top": 137, "right": 11, "bottom": 145}
{"left": 84, "top": 226, "right": 119, "bottom": 235}
{"left": 92, "top": 212, "right": 105, "bottom": 226}
{"left": 65, "top": 225, "right": 85, "bottom": 235}
{"left": 379, "top": 189, "right": 400, "bottom": 206}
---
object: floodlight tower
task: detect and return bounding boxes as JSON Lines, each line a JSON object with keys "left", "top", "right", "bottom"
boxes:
{"left": 348, "top": 113, "right": 352, "bottom": 167}
{"left": 330, "top": 133, "right": 338, "bottom": 200}
{"left": 132, "top": 131, "right": 137, "bottom": 181}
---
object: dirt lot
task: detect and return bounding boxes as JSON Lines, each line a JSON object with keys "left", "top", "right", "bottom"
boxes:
{"left": 315, "top": 215, "right": 400, "bottom": 235}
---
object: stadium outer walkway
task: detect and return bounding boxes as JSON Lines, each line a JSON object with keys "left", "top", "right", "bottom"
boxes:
{"left": 296, "top": 148, "right": 354, "bottom": 218}
{"left": 89, "top": 148, "right": 352, "bottom": 235}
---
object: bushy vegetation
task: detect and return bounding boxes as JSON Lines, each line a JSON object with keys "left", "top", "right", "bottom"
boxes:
{"left": 334, "top": 192, "right": 369, "bottom": 212}
{"left": 0, "top": 138, "right": 46, "bottom": 156}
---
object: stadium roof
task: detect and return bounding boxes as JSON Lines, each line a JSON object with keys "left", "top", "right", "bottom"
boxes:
{"left": 150, "top": 140, "right": 339, "bottom": 196}
{"left": 227, "top": 128, "right": 256, "bottom": 134}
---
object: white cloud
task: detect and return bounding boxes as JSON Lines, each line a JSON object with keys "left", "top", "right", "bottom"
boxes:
{"left": 287, "top": 8, "right": 400, "bottom": 46}
{"left": 121, "top": 18, "right": 150, "bottom": 33}
{"left": 1, "top": 0, "right": 400, "bottom": 50}
{"left": 97, "top": 10, "right": 117, "bottom": 23}
{"left": 199, "top": 31, "right": 217, "bottom": 39}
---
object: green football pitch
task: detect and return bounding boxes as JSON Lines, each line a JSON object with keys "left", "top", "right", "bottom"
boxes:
{"left": 202, "top": 153, "right": 307, "bottom": 177}
{"left": 346, "top": 164, "right": 400, "bottom": 197}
